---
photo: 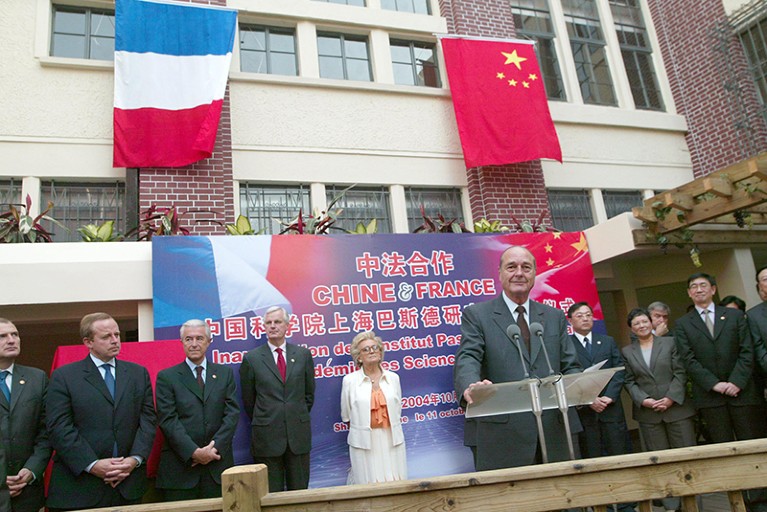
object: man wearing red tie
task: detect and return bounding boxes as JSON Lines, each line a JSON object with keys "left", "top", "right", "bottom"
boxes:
{"left": 239, "top": 306, "right": 316, "bottom": 492}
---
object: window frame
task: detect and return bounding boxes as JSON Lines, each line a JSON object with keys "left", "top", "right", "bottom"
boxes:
{"left": 239, "top": 24, "right": 299, "bottom": 76}
{"left": 389, "top": 39, "right": 441, "bottom": 88}
{"left": 50, "top": 4, "right": 115, "bottom": 61}
{"left": 317, "top": 32, "right": 373, "bottom": 82}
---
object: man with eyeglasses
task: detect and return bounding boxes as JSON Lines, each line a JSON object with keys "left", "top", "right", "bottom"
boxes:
{"left": 566, "top": 305, "right": 630, "bottom": 453}
{"left": 240, "top": 306, "right": 316, "bottom": 492}
{"left": 675, "top": 272, "right": 767, "bottom": 511}
{"left": 155, "top": 319, "right": 239, "bottom": 501}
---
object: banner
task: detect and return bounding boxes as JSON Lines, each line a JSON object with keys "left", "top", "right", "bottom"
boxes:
{"left": 152, "top": 232, "right": 601, "bottom": 487}
{"left": 441, "top": 37, "right": 562, "bottom": 167}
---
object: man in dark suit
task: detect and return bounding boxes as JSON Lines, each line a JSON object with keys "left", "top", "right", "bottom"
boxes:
{"left": 566, "top": 303, "right": 629, "bottom": 459}
{"left": 46, "top": 312, "right": 156, "bottom": 511}
{"left": 240, "top": 306, "right": 316, "bottom": 492}
{"left": 454, "top": 245, "right": 582, "bottom": 471}
{"left": 0, "top": 319, "right": 51, "bottom": 512}
{"left": 0, "top": 437, "right": 9, "bottom": 512}
{"left": 748, "top": 265, "right": 767, "bottom": 374}
{"left": 156, "top": 319, "right": 240, "bottom": 501}
{"left": 675, "top": 272, "right": 767, "bottom": 511}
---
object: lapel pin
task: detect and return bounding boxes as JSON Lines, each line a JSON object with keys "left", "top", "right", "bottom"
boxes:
{"left": 212, "top": 374, "right": 217, "bottom": 379}
{"left": 19, "top": 380, "right": 25, "bottom": 385}
{"left": 596, "top": 341, "right": 601, "bottom": 345}
{"left": 720, "top": 316, "right": 725, "bottom": 321}
{"left": 291, "top": 359, "right": 295, "bottom": 363}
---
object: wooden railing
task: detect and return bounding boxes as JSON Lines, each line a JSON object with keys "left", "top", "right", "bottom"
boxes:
{"left": 75, "top": 438, "right": 767, "bottom": 512}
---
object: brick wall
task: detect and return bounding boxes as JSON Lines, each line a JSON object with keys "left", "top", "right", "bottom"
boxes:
{"left": 137, "top": 0, "right": 233, "bottom": 236}
{"left": 648, "top": 0, "right": 767, "bottom": 177}
{"left": 439, "top": 0, "right": 553, "bottom": 229}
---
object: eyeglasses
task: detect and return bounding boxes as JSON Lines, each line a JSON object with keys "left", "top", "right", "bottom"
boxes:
{"left": 360, "top": 345, "right": 381, "bottom": 353}
{"left": 571, "top": 313, "right": 593, "bottom": 319}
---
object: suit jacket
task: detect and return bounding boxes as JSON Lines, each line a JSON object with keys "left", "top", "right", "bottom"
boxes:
{"left": 622, "top": 336, "right": 695, "bottom": 424}
{"left": 747, "top": 301, "right": 767, "bottom": 374}
{"left": 0, "top": 435, "right": 9, "bottom": 512}
{"left": 341, "top": 369, "right": 404, "bottom": 449}
{"left": 0, "top": 364, "right": 51, "bottom": 512}
{"left": 675, "top": 305, "right": 762, "bottom": 409}
{"left": 572, "top": 333, "right": 626, "bottom": 424}
{"left": 239, "top": 343, "right": 315, "bottom": 457}
{"left": 454, "top": 296, "right": 582, "bottom": 470}
{"left": 155, "top": 361, "right": 240, "bottom": 490}
{"left": 45, "top": 356, "right": 157, "bottom": 509}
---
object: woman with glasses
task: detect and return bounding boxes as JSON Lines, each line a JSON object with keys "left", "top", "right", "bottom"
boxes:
{"left": 622, "top": 308, "right": 696, "bottom": 512}
{"left": 340, "top": 331, "right": 407, "bottom": 484}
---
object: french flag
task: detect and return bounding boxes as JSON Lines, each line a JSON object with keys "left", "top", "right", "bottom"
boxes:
{"left": 113, "top": 0, "right": 237, "bottom": 168}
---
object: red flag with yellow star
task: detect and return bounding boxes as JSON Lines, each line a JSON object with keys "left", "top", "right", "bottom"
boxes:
{"left": 441, "top": 36, "right": 562, "bottom": 167}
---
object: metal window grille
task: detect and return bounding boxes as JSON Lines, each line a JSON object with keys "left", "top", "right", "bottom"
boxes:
{"left": 510, "top": 0, "right": 567, "bottom": 100}
{"left": 603, "top": 190, "right": 643, "bottom": 219}
{"left": 390, "top": 40, "right": 440, "bottom": 87}
{"left": 547, "top": 189, "right": 594, "bottom": 232}
{"left": 736, "top": 11, "right": 767, "bottom": 124}
{"left": 380, "top": 0, "right": 430, "bottom": 15}
{"left": 239, "top": 183, "right": 310, "bottom": 235}
{"left": 41, "top": 181, "right": 126, "bottom": 242}
{"left": 317, "top": 33, "right": 372, "bottom": 81}
{"left": 239, "top": 25, "right": 298, "bottom": 76}
{"left": 610, "top": 0, "right": 664, "bottom": 110}
{"left": 405, "top": 187, "right": 463, "bottom": 232}
{"left": 314, "top": 0, "right": 366, "bottom": 6}
{"left": 563, "top": 0, "right": 617, "bottom": 106}
{"left": 51, "top": 5, "right": 115, "bottom": 61}
{"left": 0, "top": 179, "right": 21, "bottom": 208}
{"left": 325, "top": 186, "right": 392, "bottom": 233}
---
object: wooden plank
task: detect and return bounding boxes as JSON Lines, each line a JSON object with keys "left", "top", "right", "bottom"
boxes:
{"left": 682, "top": 494, "right": 699, "bottom": 512}
{"left": 71, "top": 499, "right": 221, "bottom": 512}
{"left": 727, "top": 490, "right": 747, "bottom": 512}
{"left": 633, "top": 229, "right": 767, "bottom": 246}
{"left": 702, "top": 176, "right": 733, "bottom": 198}
{"left": 593, "top": 505, "right": 609, "bottom": 512}
{"left": 633, "top": 205, "right": 658, "bottom": 223}
{"left": 636, "top": 500, "right": 653, "bottom": 512}
{"left": 662, "top": 192, "right": 695, "bottom": 211}
{"left": 223, "top": 464, "right": 269, "bottom": 512}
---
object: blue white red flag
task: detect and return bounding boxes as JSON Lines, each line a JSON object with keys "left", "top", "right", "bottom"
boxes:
{"left": 113, "top": 0, "right": 237, "bottom": 168}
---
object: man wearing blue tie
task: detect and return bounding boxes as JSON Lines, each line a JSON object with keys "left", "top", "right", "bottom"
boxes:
{"left": 0, "top": 318, "right": 51, "bottom": 512}
{"left": 46, "top": 313, "right": 156, "bottom": 511}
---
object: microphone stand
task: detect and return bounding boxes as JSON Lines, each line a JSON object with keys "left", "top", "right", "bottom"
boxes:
{"left": 530, "top": 322, "right": 576, "bottom": 461}
{"left": 506, "top": 325, "right": 547, "bottom": 463}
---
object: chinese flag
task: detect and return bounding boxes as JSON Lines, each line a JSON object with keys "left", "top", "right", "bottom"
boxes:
{"left": 441, "top": 37, "right": 562, "bottom": 168}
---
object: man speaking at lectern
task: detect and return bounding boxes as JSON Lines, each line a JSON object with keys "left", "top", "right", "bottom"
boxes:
{"left": 454, "top": 245, "right": 582, "bottom": 470}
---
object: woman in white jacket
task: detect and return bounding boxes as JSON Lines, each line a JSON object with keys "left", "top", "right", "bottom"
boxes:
{"left": 340, "top": 331, "right": 407, "bottom": 484}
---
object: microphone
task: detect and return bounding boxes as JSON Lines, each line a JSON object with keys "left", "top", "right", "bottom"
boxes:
{"left": 529, "top": 322, "right": 555, "bottom": 376}
{"left": 506, "top": 324, "right": 530, "bottom": 378}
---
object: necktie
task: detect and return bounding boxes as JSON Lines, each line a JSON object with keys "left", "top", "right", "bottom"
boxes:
{"left": 703, "top": 310, "right": 715, "bottom": 337}
{"left": 195, "top": 366, "right": 205, "bottom": 391}
{"left": 102, "top": 363, "right": 115, "bottom": 398}
{"left": 276, "top": 347, "right": 287, "bottom": 381}
{"left": 516, "top": 305, "right": 531, "bottom": 352}
{"left": 0, "top": 371, "right": 10, "bottom": 403}
{"left": 585, "top": 336, "right": 592, "bottom": 356}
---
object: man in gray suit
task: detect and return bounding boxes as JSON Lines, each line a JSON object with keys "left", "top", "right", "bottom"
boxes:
{"left": 0, "top": 318, "right": 51, "bottom": 512}
{"left": 156, "top": 319, "right": 240, "bottom": 501}
{"left": 240, "top": 306, "right": 316, "bottom": 492}
{"left": 748, "top": 265, "right": 767, "bottom": 374}
{"left": 454, "top": 246, "right": 582, "bottom": 471}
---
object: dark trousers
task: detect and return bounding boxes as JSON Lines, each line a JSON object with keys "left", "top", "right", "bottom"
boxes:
{"left": 255, "top": 449, "right": 310, "bottom": 492}
{"left": 163, "top": 470, "right": 221, "bottom": 502}
{"left": 48, "top": 489, "right": 140, "bottom": 511}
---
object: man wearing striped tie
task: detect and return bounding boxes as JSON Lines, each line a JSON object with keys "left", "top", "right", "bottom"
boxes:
{"left": 155, "top": 319, "right": 239, "bottom": 501}
{"left": 240, "top": 306, "right": 316, "bottom": 492}
{"left": 46, "top": 313, "right": 156, "bottom": 511}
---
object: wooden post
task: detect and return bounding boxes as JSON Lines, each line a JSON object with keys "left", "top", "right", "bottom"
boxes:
{"left": 221, "top": 464, "right": 269, "bottom": 512}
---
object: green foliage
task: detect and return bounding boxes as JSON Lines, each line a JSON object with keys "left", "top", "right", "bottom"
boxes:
{"left": 0, "top": 194, "right": 67, "bottom": 243}
{"left": 78, "top": 220, "right": 120, "bottom": 242}
{"left": 127, "top": 205, "right": 219, "bottom": 241}
{"left": 412, "top": 206, "right": 470, "bottom": 234}
{"left": 279, "top": 184, "right": 355, "bottom": 235}
{"left": 346, "top": 218, "right": 378, "bottom": 234}
{"left": 225, "top": 215, "right": 263, "bottom": 235}
{"left": 473, "top": 218, "right": 509, "bottom": 233}
{"left": 509, "top": 209, "right": 552, "bottom": 233}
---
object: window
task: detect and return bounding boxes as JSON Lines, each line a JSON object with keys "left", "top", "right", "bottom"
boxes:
{"left": 390, "top": 40, "right": 440, "bottom": 87}
{"left": 239, "top": 183, "right": 310, "bottom": 235}
{"left": 314, "top": 0, "right": 365, "bottom": 6}
{"left": 510, "top": 0, "right": 566, "bottom": 100}
{"left": 609, "top": 0, "right": 664, "bottom": 110}
{"left": 41, "top": 181, "right": 126, "bottom": 242}
{"left": 737, "top": 12, "right": 767, "bottom": 123}
{"left": 381, "top": 0, "right": 430, "bottom": 15}
{"left": 51, "top": 5, "right": 115, "bottom": 61}
{"left": 325, "top": 186, "right": 392, "bottom": 233}
{"left": 405, "top": 187, "right": 463, "bottom": 232}
{"left": 240, "top": 25, "right": 298, "bottom": 76}
{"left": 318, "top": 33, "right": 372, "bottom": 81}
{"left": 603, "top": 190, "right": 643, "bottom": 218}
{"left": 562, "top": 0, "right": 616, "bottom": 106}
{"left": 0, "top": 179, "right": 21, "bottom": 208}
{"left": 547, "top": 189, "right": 594, "bottom": 231}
